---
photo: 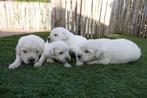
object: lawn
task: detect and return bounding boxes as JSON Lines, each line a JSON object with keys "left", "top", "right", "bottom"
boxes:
{"left": 0, "top": 32, "right": 147, "bottom": 98}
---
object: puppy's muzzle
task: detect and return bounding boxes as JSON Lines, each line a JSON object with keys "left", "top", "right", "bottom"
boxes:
{"left": 47, "top": 37, "right": 53, "bottom": 42}
{"left": 66, "top": 56, "right": 71, "bottom": 61}
{"left": 77, "top": 54, "right": 82, "bottom": 59}
{"left": 28, "top": 58, "right": 35, "bottom": 63}
{"left": 47, "top": 37, "right": 51, "bottom": 42}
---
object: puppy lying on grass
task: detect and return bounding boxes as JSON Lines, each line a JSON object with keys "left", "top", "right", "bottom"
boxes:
{"left": 8, "top": 35, "right": 45, "bottom": 69}
{"left": 34, "top": 41, "right": 71, "bottom": 68}
{"left": 47, "top": 27, "right": 87, "bottom": 66}
{"left": 77, "top": 38, "right": 141, "bottom": 65}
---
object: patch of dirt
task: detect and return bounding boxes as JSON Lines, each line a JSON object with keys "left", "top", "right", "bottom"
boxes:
{"left": 0, "top": 29, "right": 49, "bottom": 37}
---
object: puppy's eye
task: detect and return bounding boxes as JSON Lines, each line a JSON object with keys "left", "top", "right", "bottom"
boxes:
{"left": 23, "top": 50, "right": 27, "bottom": 53}
{"left": 54, "top": 34, "right": 58, "bottom": 36}
{"left": 85, "top": 49, "right": 90, "bottom": 53}
{"left": 59, "top": 51, "right": 63, "bottom": 54}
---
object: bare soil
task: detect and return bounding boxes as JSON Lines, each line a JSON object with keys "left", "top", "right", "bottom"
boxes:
{"left": 0, "top": 29, "right": 49, "bottom": 37}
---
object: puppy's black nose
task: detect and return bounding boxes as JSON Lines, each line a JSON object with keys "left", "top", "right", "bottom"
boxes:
{"left": 29, "top": 58, "right": 35, "bottom": 63}
{"left": 47, "top": 37, "right": 50, "bottom": 42}
{"left": 77, "top": 54, "right": 82, "bottom": 58}
{"left": 66, "top": 57, "right": 70, "bottom": 61}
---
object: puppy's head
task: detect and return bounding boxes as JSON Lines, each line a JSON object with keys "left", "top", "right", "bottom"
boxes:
{"left": 16, "top": 36, "right": 44, "bottom": 64}
{"left": 77, "top": 43, "right": 103, "bottom": 63}
{"left": 48, "top": 27, "right": 73, "bottom": 42}
{"left": 19, "top": 47, "right": 42, "bottom": 64}
{"left": 50, "top": 41, "right": 71, "bottom": 63}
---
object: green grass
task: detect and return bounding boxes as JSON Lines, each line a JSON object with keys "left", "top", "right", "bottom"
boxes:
{"left": 0, "top": 32, "right": 147, "bottom": 98}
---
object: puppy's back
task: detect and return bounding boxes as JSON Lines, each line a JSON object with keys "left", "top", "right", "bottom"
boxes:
{"left": 105, "top": 39, "right": 141, "bottom": 63}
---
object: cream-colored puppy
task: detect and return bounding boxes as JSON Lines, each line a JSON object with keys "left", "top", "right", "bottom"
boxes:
{"left": 48, "top": 27, "right": 87, "bottom": 65}
{"left": 8, "top": 35, "right": 45, "bottom": 69}
{"left": 34, "top": 41, "right": 71, "bottom": 68}
{"left": 77, "top": 38, "right": 141, "bottom": 65}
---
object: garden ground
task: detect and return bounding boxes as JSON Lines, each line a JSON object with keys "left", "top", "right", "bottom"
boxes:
{"left": 0, "top": 30, "right": 48, "bottom": 37}
{"left": 0, "top": 32, "right": 147, "bottom": 98}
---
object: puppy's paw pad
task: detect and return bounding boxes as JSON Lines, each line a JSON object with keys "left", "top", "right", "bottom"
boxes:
{"left": 76, "top": 62, "right": 83, "bottom": 66}
{"left": 8, "top": 64, "right": 18, "bottom": 69}
{"left": 64, "top": 63, "right": 72, "bottom": 68}
{"left": 46, "top": 59, "right": 54, "bottom": 63}
{"left": 34, "top": 62, "right": 42, "bottom": 67}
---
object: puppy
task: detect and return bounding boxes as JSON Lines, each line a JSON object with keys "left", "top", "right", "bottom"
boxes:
{"left": 34, "top": 41, "right": 71, "bottom": 68}
{"left": 8, "top": 35, "right": 45, "bottom": 69}
{"left": 77, "top": 38, "right": 141, "bottom": 65}
{"left": 47, "top": 27, "right": 87, "bottom": 65}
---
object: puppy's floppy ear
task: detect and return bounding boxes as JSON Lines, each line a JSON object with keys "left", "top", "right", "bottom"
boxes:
{"left": 15, "top": 47, "right": 20, "bottom": 56}
{"left": 50, "top": 47, "right": 56, "bottom": 56}
{"left": 15, "top": 43, "right": 21, "bottom": 56}
{"left": 95, "top": 49, "right": 104, "bottom": 58}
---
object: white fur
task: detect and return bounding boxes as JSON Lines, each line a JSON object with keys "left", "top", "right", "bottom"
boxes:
{"left": 48, "top": 27, "right": 87, "bottom": 65}
{"left": 34, "top": 41, "right": 71, "bottom": 68}
{"left": 8, "top": 35, "right": 45, "bottom": 69}
{"left": 77, "top": 38, "right": 141, "bottom": 65}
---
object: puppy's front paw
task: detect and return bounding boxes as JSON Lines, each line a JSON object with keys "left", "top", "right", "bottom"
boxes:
{"left": 34, "top": 62, "right": 42, "bottom": 67}
{"left": 76, "top": 61, "right": 83, "bottom": 66}
{"left": 64, "top": 63, "right": 72, "bottom": 68}
{"left": 8, "top": 63, "right": 19, "bottom": 69}
{"left": 46, "top": 59, "right": 54, "bottom": 63}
